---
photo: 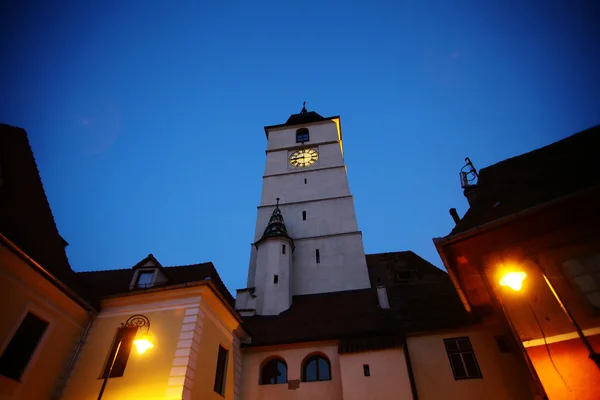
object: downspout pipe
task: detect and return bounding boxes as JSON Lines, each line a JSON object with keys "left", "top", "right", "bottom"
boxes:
{"left": 52, "top": 310, "right": 95, "bottom": 400}
{"left": 402, "top": 335, "right": 419, "bottom": 400}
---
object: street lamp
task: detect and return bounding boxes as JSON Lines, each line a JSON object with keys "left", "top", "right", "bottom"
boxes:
{"left": 97, "top": 314, "right": 154, "bottom": 400}
{"left": 499, "top": 270, "right": 600, "bottom": 369}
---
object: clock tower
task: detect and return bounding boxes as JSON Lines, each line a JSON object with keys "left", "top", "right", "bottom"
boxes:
{"left": 236, "top": 105, "right": 371, "bottom": 316}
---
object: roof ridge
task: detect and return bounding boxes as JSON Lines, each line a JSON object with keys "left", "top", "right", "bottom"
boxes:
{"left": 75, "top": 261, "right": 214, "bottom": 274}
{"left": 293, "top": 287, "right": 374, "bottom": 300}
{"left": 164, "top": 262, "right": 213, "bottom": 268}
{"left": 480, "top": 124, "right": 600, "bottom": 175}
{"left": 366, "top": 250, "right": 414, "bottom": 256}
{"left": 76, "top": 267, "right": 131, "bottom": 274}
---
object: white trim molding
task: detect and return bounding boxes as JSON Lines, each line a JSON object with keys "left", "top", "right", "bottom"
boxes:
{"left": 165, "top": 304, "right": 204, "bottom": 400}
{"left": 233, "top": 337, "right": 242, "bottom": 400}
{"left": 522, "top": 326, "right": 600, "bottom": 348}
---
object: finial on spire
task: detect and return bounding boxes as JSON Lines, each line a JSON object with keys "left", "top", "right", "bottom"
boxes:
{"left": 276, "top": 197, "right": 280, "bottom": 206}
{"left": 301, "top": 101, "right": 307, "bottom": 114}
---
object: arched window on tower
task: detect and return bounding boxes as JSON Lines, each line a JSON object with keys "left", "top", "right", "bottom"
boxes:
{"left": 296, "top": 128, "right": 309, "bottom": 143}
{"left": 302, "top": 354, "right": 331, "bottom": 382}
{"left": 260, "top": 358, "right": 288, "bottom": 385}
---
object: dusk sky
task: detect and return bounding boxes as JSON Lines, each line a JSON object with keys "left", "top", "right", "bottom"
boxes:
{"left": 1, "top": 0, "right": 599, "bottom": 294}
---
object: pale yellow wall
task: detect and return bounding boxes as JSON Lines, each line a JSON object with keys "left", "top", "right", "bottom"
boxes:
{"left": 339, "top": 348, "right": 413, "bottom": 400}
{"left": 61, "top": 306, "right": 185, "bottom": 400}
{"left": 408, "top": 329, "right": 534, "bottom": 400}
{"left": 240, "top": 343, "right": 343, "bottom": 400}
{"left": 192, "top": 308, "right": 237, "bottom": 400}
{"left": 0, "top": 244, "right": 90, "bottom": 400}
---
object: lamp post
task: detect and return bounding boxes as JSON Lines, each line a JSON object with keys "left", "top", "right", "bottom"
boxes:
{"left": 97, "top": 314, "right": 154, "bottom": 400}
{"left": 499, "top": 269, "right": 600, "bottom": 369}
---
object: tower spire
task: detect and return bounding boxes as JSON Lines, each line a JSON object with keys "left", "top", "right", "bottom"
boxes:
{"left": 257, "top": 198, "right": 291, "bottom": 243}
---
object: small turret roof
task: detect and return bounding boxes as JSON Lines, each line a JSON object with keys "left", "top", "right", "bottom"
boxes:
{"left": 256, "top": 199, "right": 292, "bottom": 245}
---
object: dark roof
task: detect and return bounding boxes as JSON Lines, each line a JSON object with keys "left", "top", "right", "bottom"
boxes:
{"left": 366, "top": 251, "right": 449, "bottom": 287}
{"left": 263, "top": 108, "right": 340, "bottom": 138}
{"left": 450, "top": 125, "right": 600, "bottom": 235}
{"left": 77, "top": 259, "right": 235, "bottom": 307}
{"left": 256, "top": 203, "right": 292, "bottom": 244}
{"left": 0, "top": 124, "right": 94, "bottom": 307}
{"left": 284, "top": 111, "right": 325, "bottom": 126}
{"left": 242, "top": 251, "right": 472, "bottom": 347}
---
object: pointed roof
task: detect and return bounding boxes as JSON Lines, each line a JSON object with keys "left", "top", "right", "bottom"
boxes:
{"left": 256, "top": 199, "right": 292, "bottom": 245}
{"left": 263, "top": 103, "right": 340, "bottom": 138}
{"left": 284, "top": 102, "right": 325, "bottom": 126}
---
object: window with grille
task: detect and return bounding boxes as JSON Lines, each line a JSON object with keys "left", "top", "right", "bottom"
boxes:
{"left": 296, "top": 128, "right": 309, "bottom": 143}
{"left": 561, "top": 253, "right": 600, "bottom": 309}
{"left": 261, "top": 358, "right": 287, "bottom": 385}
{"left": 302, "top": 355, "right": 331, "bottom": 382}
{"left": 443, "top": 337, "right": 482, "bottom": 380}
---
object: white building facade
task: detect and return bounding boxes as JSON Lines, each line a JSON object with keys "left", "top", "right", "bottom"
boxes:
{"left": 237, "top": 107, "right": 370, "bottom": 316}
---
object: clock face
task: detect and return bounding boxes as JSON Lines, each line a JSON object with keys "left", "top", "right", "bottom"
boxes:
{"left": 289, "top": 148, "right": 319, "bottom": 168}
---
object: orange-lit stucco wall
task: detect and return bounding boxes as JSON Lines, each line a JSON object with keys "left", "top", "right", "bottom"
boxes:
{"left": 240, "top": 343, "right": 343, "bottom": 400}
{"left": 525, "top": 333, "right": 600, "bottom": 400}
{"left": 339, "top": 347, "right": 412, "bottom": 400}
{"left": 191, "top": 305, "right": 238, "bottom": 400}
{"left": 61, "top": 301, "right": 185, "bottom": 400}
{"left": 408, "top": 329, "right": 534, "bottom": 400}
{"left": 0, "top": 243, "right": 90, "bottom": 400}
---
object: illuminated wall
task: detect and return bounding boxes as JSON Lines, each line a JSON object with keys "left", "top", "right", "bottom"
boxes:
{"left": 408, "top": 329, "right": 533, "bottom": 400}
{"left": 240, "top": 343, "right": 343, "bottom": 400}
{"left": 338, "top": 348, "right": 412, "bottom": 400}
{"left": 0, "top": 243, "right": 90, "bottom": 400}
{"left": 60, "top": 285, "right": 245, "bottom": 400}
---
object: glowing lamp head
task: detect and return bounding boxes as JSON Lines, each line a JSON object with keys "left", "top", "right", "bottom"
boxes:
{"left": 133, "top": 334, "right": 154, "bottom": 354}
{"left": 499, "top": 271, "right": 527, "bottom": 291}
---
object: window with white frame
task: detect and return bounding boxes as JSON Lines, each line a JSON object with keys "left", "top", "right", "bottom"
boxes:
{"left": 443, "top": 337, "right": 482, "bottom": 380}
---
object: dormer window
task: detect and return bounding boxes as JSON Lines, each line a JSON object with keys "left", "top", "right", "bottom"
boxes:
{"left": 135, "top": 270, "right": 154, "bottom": 288}
{"left": 128, "top": 254, "right": 169, "bottom": 290}
{"left": 296, "top": 128, "right": 309, "bottom": 143}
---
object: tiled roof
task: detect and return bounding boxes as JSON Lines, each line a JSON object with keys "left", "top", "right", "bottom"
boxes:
{"left": 366, "top": 251, "right": 448, "bottom": 287}
{"left": 242, "top": 251, "right": 472, "bottom": 347}
{"left": 76, "top": 260, "right": 235, "bottom": 306}
{"left": 0, "top": 124, "right": 94, "bottom": 307}
{"left": 450, "top": 125, "right": 600, "bottom": 235}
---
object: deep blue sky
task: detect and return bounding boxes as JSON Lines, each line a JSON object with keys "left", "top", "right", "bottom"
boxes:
{"left": 2, "top": 1, "right": 599, "bottom": 294}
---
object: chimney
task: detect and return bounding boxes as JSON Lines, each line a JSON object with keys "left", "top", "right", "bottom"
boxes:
{"left": 377, "top": 286, "right": 390, "bottom": 309}
{"left": 449, "top": 208, "right": 461, "bottom": 225}
{"left": 463, "top": 186, "right": 478, "bottom": 207}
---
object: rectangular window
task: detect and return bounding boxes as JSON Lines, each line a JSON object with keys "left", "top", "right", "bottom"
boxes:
{"left": 214, "top": 345, "right": 228, "bottom": 395}
{"left": 443, "top": 337, "right": 482, "bottom": 380}
{"left": 282, "top": 244, "right": 286, "bottom": 255}
{"left": 101, "top": 326, "right": 138, "bottom": 378}
{"left": 304, "top": 178, "right": 307, "bottom": 184}
{"left": 296, "top": 129, "right": 310, "bottom": 143}
{"left": 0, "top": 312, "right": 49, "bottom": 381}
{"left": 316, "top": 249, "right": 320, "bottom": 264}
{"left": 136, "top": 271, "right": 154, "bottom": 288}
{"left": 302, "top": 211, "right": 307, "bottom": 220}
{"left": 274, "top": 275, "right": 279, "bottom": 284}
{"left": 495, "top": 335, "right": 510, "bottom": 353}
{"left": 363, "top": 364, "right": 370, "bottom": 376}
{"left": 561, "top": 253, "right": 600, "bottom": 309}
